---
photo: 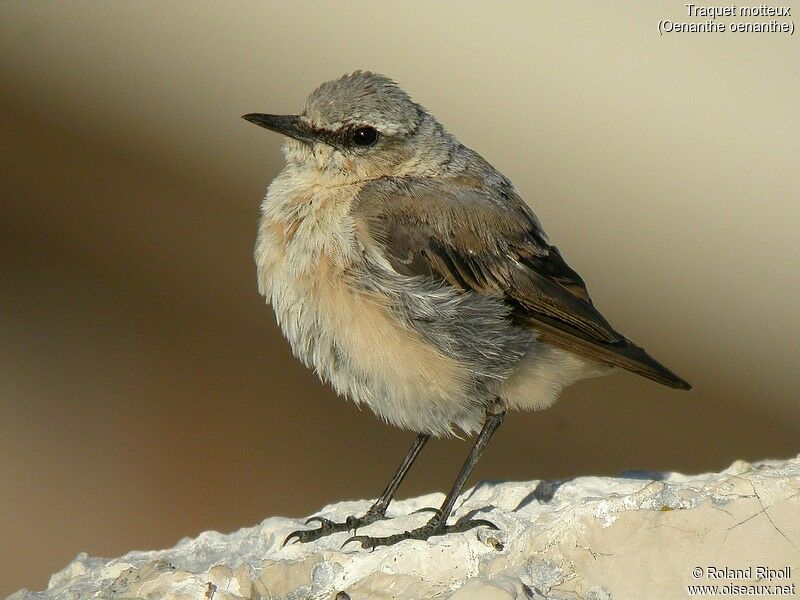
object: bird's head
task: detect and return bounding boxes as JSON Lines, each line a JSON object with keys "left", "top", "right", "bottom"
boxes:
{"left": 244, "top": 71, "right": 452, "bottom": 183}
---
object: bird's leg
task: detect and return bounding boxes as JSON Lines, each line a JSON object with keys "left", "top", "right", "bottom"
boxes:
{"left": 283, "top": 432, "right": 430, "bottom": 545}
{"left": 344, "top": 401, "right": 506, "bottom": 550}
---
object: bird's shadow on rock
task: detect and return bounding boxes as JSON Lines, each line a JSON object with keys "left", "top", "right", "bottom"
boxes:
{"left": 513, "top": 479, "right": 570, "bottom": 511}
{"left": 463, "top": 468, "right": 670, "bottom": 514}
{"left": 459, "top": 478, "right": 571, "bottom": 512}
{"left": 617, "top": 469, "right": 668, "bottom": 481}
{"left": 513, "top": 470, "right": 668, "bottom": 509}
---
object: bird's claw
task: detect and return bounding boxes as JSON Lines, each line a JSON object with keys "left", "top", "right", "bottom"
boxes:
{"left": 283, "top": 526, "right": 332, "bottom": 547}
{"left": 341, "top": 534, "right": 376, "bottom": 551}
{"left": 282, "top": 510, "right": 387, "bottom": 547}
{"left": 340, "top": 516, "right": 498, "bottom": 550}
{"left": 305, "top": 516, "right": 336, "bottom": 527}
{"left": 453, "top": 518, "right": 498, "bottom": 532}
{"left": 411, "top": 506, "right": 439, "bottom": 515}
{"left": 282, "top": 530, "right": 302, "bottom": 547}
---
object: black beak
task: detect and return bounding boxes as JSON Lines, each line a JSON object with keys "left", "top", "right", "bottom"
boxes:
{"left": 242, "top": 113, "right": 315, "bottom": 145}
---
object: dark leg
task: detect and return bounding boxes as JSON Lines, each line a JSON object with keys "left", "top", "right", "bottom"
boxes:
{"left": 284, "top": 432, "right": 430, "bottom": 545}
{"left": 343, "top": 403, "right": 506, "bottom": 550}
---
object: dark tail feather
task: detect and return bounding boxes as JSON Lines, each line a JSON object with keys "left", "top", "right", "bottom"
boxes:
{"left": 532, "top": 318, "right": 692, "bottom": 390}
{"left": 606, "top": 339, "right": 692, "bottom": 390}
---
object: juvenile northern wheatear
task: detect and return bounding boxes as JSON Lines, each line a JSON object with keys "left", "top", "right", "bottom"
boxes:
{"left": 244, "top": 71, "right": 690, "bottom": 549}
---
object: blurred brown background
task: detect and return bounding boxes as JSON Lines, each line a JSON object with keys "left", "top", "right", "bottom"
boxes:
{"left": 1, "top": 1, "right": 798, "bottom": 595}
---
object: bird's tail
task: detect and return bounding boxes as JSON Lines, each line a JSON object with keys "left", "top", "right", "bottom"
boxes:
{"left": 532, "top": 318, "right": 692, "bottom": 390}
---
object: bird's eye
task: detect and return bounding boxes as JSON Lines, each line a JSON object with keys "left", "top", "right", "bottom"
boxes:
{"left": 351, "top": 126, "right": 379, "bottom": 147}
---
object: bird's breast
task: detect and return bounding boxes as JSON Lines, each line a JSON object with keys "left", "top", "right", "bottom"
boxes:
{"left": 254, "top": 173, "right": 363, "bottom": 338}
{"left": 254, "top": 174, "right": 478, "bottom": 435}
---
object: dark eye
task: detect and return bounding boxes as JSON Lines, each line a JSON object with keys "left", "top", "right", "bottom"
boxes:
{"left": 351, "top": 126, "right": 378, "bottom": 147}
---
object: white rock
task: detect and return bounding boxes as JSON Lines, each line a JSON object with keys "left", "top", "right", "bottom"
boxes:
{"left": 10, "top": 456, "right": 800, "bottom": 600}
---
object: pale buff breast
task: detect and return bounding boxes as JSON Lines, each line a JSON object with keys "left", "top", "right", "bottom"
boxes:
{"left": 255, "top": 172, "right": 483, "bottom": 435}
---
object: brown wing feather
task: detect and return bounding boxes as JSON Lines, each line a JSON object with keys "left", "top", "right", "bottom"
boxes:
{"left": 354, "top": 177, "right": 691, "bottom": 390}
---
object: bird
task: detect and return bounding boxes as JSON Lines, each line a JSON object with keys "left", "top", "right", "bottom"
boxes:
{"left": 243, "top": 71, "right": 691, "bottom": 550}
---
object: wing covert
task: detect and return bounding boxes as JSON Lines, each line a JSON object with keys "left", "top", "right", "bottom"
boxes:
{"left": 353, "top": 176, "right": 621, "bottom": 345}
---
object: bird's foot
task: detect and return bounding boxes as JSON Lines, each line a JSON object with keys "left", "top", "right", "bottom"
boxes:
{"left": 283, "top": 506, "right": 387, "bottom": 546}
{"left": 341, "top": 512, "right": 497, "bottom": 550}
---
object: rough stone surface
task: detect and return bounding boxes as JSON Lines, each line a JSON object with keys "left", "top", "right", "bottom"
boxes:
{"left": 10, "top": 456, "right": 800, "bottom": 600}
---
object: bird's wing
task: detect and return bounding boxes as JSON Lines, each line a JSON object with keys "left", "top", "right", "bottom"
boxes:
{"left": 352, "top": 176, "right": 691, "bottom": 390}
